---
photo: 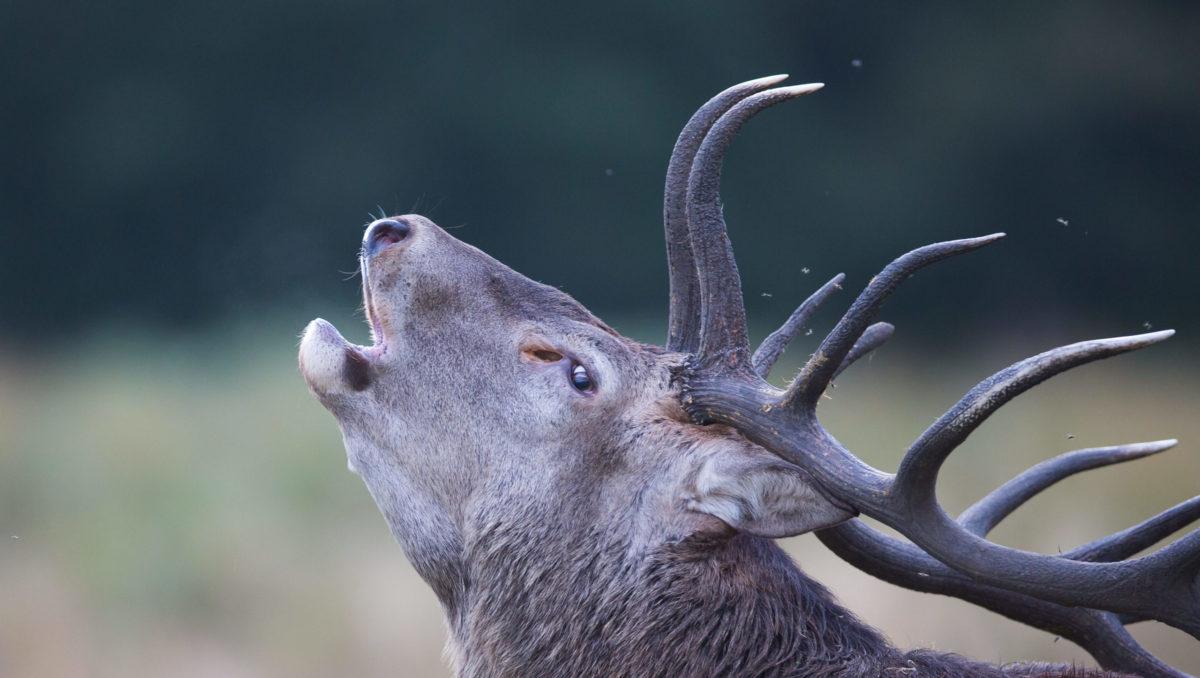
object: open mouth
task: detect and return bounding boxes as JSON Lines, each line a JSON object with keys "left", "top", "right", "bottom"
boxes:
{"left": 359, "top": 253, "right": 387, "bottom": 356}
{"left": 299, "top": 217, "right": 410, "bottom": 394}
{"left": 298, "top": 262, "right": 384, "bottom": 395}
{"left": 358, "top": 216, "right": 413, "bottom": 354}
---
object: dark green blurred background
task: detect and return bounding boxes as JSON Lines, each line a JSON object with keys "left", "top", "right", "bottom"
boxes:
{"left": 3, "top": 0, "right": 1199, "bottom": 345}
{"left": 3, "top": 2, "right": 1199, "bottom": 676}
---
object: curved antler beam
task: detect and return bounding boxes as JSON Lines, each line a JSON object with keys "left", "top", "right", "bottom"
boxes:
{"left": 686, "top": 317, "right": 1200, "bottom": 635}
{"left": 817, "top": 438, "right": 1197, "bottom": 677}
{"left": 880, "top": 332, "right": 1200, "bottom": 638}
{"left": 816, "top": 521, "right": 1188, "bottom": 678}
{"left": 673, "top": 79, "right": 1198, "bottom": 668}
{"left": 665, "top": 75, "right": 789, "bottom": 353}
{"left": 686, "top": 83, "right": 825, "bottom": 372}
{"left": 894, "top": 332, "right": 1176, "bottom": 493}
{"left": 685, "top": 298, "right": 1200, "bottom": 637}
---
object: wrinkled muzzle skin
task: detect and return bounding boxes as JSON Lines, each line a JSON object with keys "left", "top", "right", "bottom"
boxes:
{"left": 299, "top": 214, "right": 855, "bottom": 675}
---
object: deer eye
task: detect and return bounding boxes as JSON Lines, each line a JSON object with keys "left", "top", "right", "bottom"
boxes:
{"left": 570, "top": 363, "right": 594, "bottom": 392}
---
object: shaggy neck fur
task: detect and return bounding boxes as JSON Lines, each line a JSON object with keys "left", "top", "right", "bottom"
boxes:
{"left": 445, "top": 522, "right": 1120, "bottom": 677}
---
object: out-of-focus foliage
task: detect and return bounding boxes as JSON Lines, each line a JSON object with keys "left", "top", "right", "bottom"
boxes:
{"left": 2, "top": 1, "right": 1198, "bottom": 346}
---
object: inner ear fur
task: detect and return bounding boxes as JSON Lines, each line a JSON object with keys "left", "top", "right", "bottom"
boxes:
{"left": 683, "top": 438, "right": 856, "bottom": 539}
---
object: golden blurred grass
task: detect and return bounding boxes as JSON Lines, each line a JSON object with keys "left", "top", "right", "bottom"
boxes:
{"left": 1, "top": 323, "right": 1197, "bottom": 677}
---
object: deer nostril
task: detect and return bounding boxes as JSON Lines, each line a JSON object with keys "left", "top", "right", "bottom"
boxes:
{"left": 365, "top": 218, "right": 411, "bottom": 257}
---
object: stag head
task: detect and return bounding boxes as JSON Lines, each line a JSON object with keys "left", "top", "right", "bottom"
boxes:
{"left": 300, "top": 76, "right": 1199, "bottom": 677}
{"left": 298, "top": 204, "right": 850, "bottom": 605}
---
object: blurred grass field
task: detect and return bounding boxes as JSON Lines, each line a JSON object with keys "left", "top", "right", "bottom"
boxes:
{"left": 2, "top": 320, "right": 1198, "bottom": 677}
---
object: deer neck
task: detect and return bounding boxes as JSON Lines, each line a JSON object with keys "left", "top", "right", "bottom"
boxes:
{"left": 421, "top": 505, "right": 1111, "bottom": 677}
{"left": 449, "top": 520, "right": 913, "bottom": 677}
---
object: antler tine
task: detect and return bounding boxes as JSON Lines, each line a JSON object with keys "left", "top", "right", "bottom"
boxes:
{"left": 783, "top": 234, "right": 1004, "bottom": 410}
{"left": 954, "top": 439, "right": 1200, "bottom": 566}
{"left": 665, "top": 75, "right": 790, "bottom": 353}
{"left": 1067, "top": 495, "right": 1200, "bottom": 562}
{"left": 831, "top": 321, "right": 894, "bottom": 381}
{"left": 816, "top": 436, "right": 1190, "bottom": 672}
{"left": 854, "top": 328, "right": 1200, "bottom": 633}
{"left": 817, "top": 440, "right": 1195, "bottom": 675}
{"left": 678, "top": 78, "right": 1198, "bottom": 670}
{"left": 751, "top": 273, "right": 845, "bottom": 378}
{"left": 958, "top": 440, "right": 1178, "bottom": 537}
{"left": 815, "top": 521, "right": 1188, "bottom": 678}
{"left": 851, "top": 330, "right": 1200, "bottom": 637}
{"left": 697, "top": 324, "right": 1200, "bottom": 632}
{"left": 895, "top": 331, "right": 1175, "bottom": 496}
{"left": 687, "top": 83, "right": 825, "bottom": 372}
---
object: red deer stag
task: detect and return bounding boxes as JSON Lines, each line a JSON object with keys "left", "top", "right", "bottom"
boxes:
{"left": 299, "top": 75, "right": 1199, "bottom": 677}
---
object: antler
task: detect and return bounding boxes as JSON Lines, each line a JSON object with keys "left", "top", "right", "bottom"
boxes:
{"left": 664, "top": 74, "right": 789, "bottom": 353}
{"left": 661, "top": 77, "right": 1200, "bottom": 669}
{"left": 686, "top": 81, "right": 826, "bottom": 368}
{"left": 816, "top": 438, "right": 1197, "bottom": 678}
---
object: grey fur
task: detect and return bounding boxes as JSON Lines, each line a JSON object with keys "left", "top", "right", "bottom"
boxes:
{"left": 298, "top": 215, "right": 1125, "bottom": 677}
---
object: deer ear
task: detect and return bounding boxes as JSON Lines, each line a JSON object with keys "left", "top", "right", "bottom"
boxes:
{"left": 684, "top": 443, "right": 855, "bottom": 538}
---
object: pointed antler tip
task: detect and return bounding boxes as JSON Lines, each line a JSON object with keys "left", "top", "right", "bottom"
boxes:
{"left": 1120, "top": 438, "right": 1180, "bottom": 459}
{"left": 945, "top": 232, "right": 1006, "bottom": 253}
{"left": 784, "top": 82, "right": 824, "bottom": 95}
{"left": 734, "top": 75, "right": 791, "bottom": 91}
{"left": 1138, "top": 328, "right": 1175, "bottom": 344}
{"left": 1081, "top": 329, "right": 1175, "bottom": 352}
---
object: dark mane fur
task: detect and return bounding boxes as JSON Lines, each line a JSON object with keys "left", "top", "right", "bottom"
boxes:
{"left": 457, "top": 522, "right": 1124, "bottom": 677}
